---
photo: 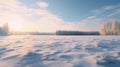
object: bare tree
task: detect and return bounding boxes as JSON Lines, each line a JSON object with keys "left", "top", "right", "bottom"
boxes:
{"left": 99, "top": 21, "right": 120, "bottom": 35}
{"left": 0, "top": 23, "right": 9, "bottom": 36}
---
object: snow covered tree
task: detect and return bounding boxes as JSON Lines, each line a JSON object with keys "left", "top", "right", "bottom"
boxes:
{"left": 99, "top": 21, "right": 120, "bottom": 35}
{"left": 0, "top": 23, "right": 9, "bottom": 35}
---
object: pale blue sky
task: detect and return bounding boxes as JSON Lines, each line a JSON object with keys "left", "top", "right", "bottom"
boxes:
{"left": 20, "top": 0, "right": 120, "bottom": 22}
{"left": 0, "top": 0, "right": 120, "bottom": 32}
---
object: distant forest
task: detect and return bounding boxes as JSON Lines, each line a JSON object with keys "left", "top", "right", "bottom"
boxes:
{"left": 56, "top": 21, "right": 120, "bottom": 35}
{"left": 0, "top": 21, "right": 120, "bottom": 36}
{"left": 56, "top": 31, "right": 100, "bottom": 35}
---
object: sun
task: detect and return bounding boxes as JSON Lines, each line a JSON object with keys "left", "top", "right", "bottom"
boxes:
{"left": 9, "top": 22, "right": 22, "bottom": 32}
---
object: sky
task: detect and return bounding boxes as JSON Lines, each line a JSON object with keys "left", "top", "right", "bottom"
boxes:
{"left": 0, "top": 0, "right": 120, "bottom": 32}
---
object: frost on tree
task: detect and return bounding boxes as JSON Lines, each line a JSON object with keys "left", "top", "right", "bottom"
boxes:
{"left": 100, "top": 21, "right": 120, "bottom": 35}
{"left": 0, "top": 23, "right": 9, "bottom": 36}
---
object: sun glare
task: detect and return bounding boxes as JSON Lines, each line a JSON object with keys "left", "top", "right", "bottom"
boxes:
{"left": 9, "top": 22, "right": 22, "bottom": 32}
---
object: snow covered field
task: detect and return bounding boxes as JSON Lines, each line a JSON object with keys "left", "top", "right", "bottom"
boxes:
{"left": 0, "top": 35, "right": 120, "bottom": 67}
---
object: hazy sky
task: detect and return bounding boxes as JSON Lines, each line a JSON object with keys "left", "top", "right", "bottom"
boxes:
{"left": 0, "top": 0, "right": 120, "bottom": 32}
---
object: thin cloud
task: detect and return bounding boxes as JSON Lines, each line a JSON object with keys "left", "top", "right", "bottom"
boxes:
{"left": 37, "top": 2, "right": 48, "bottom": 9}
{"left": 107, "top": 9, "right": 120, "bottom": 17}
{"left": 87, "top": 16, "right": 96, "bottom": 19}
{"left": 91, "top": 4, "right": 120, "bottom": 15}
{"left": 0, "top": 0, "right": 90, "bottom": 32}
{"left": 81, "top": 4, "right": 120, "bottom": 29}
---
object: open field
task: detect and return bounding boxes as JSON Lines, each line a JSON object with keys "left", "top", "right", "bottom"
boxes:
{"left": 0, "top": 35, "right": 120, "bottom": 67}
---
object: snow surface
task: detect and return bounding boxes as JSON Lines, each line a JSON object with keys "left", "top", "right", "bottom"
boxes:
{"left": 0, "top": 35, "right": 120, "bottom": 67}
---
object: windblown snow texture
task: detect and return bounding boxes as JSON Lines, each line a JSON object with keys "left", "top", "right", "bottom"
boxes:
{"left": 0, "top": 35, "right": 120, "bottom": 67}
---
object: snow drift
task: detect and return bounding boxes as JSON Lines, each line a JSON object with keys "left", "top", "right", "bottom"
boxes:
{"left": 0, "top": 35, "right": 120, "bottom": 67}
